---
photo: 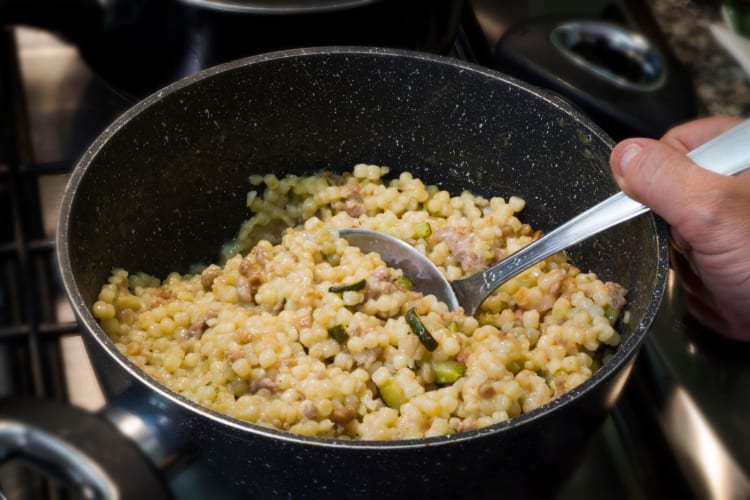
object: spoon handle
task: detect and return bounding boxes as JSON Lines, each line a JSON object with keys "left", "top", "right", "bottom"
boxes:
{"left": 453, "top": 192, "right": 646, "bottom": 315}
{"left": 453, "top": 118, "right": 750, "bottom": 316}
{"left": 686, "top": 118, "right": 750, "bottom": 175}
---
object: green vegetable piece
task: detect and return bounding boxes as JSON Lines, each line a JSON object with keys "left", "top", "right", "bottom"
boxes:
{"left": 405, "top": 307, "right": 438, "bottom": 351}
{"left": 413, "top": 221, "right": 432, "bottom": 239}
{"left": 432, "top": 360, "right": 466, "bottom": 385}
{"left": 378, "top": 379, "right": 408, "bottom": 409}
{"left": 397, "top": 275, "right": 414, "bottom": 290}
{"left": 448, "top": 321, "right": 460, "bottom": 333}
{"left": 329, "top": 279, "right": 367, "bottom": 293}
{"left": 328, "top": 324, "right": 349, "bottom": 343}
{"left": 506, "top": 360, "right": 522, "bottom": 374}
{"left": 605, "top": 306, "right": 621, "bottom": 325}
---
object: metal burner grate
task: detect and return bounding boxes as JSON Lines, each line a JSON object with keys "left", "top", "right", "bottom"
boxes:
{"left": 0, "top": 26, "right": 83, "bottom": 500}
{"left": 0, "top": 28, "right": 73, "bottom": 402}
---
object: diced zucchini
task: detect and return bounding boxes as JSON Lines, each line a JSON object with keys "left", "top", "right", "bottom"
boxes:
{"left": 328, "top": 324, "right": 349, "bottom": 343}
{"left": 378, "top": 379, "right": 408, "bottom": 409}
{"left": 413, "top": 221, "right": 432, "bottom": 239}
{"left": 605, "top": 305, "right": 621, "bottom": 325}
{"left": 506, "top": 360, "right": 522, "bottom": 375}
{"left": 405, "top": 308, "right": 438, "bottom": 351}
{"left": 329, "top": 279, "right": 367, "bottom": 293}
{"left": 432, "top": 360, "right": 466, "bottom": 385}
{"left": 397, "top": 275, "right": 414, "bottom": 290}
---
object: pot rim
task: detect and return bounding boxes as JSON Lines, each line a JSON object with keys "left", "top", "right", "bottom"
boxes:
{"left": 178, "top": 0, "right": 381, "bottom": 14}
{"left": 57, "top": 46, "right": 669, "bottom": 449}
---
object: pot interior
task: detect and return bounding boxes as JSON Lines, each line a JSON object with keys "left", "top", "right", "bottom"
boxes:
{"left": 61, "top": 46, "right": 666, "bottom": 404}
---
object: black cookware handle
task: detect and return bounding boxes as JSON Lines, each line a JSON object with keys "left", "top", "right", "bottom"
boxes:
{"left": 0, "top": 397, "right": 172, "bottom": 499}
{"left": 0, "top": 420, "right": 118, "bottom": 499}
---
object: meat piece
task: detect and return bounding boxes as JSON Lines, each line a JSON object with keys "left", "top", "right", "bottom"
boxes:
{"left": 250, "top": 377, "right": 279, "bottom": 394}
{"left": 491, "top": 238, "right": 508, "bottom": 263}
{"left": 187, "top": 310, "right": 217, "bottom": 339}
{"left": 271, "top": 299, "right": 286, "bottom": 314}
{"left": 455, "top": 348, "right": 471, "bottom": 364}
{"left": 236, "top": 276, "right": 254, "bottom": 303}
{"left": 235, "top": 253, "right": 266, "bottom": 304}
{"left": 478, "top": 380, "right": 496, "bottom": 398}
{"left": 252, "top": 244, "right": 270, "bottom": 265}
{"left": 365, "top": 266, "right": 399, "bottom": 301}
{"left": 200, "top": 265, "right": 222, "bottom": 290}
{"left": 334, "top": 184, "right": 366, "bottom": 217}
{"left": 606, "top": 282, "right": 627, "bottom": 309}
{"left": 353, "top": 347, "right": 383, "bottom": 369}
{"left": 432, "top": 227, "right": 489, "bottom": 274}
{"left": 240, "top": 255, "right": 265, "bottom": 284}
{"left": 301, "top": 401, "right": 319, "bottom": 420}
{"left": 226, "top": 348, "right": 249, "bottom": 363}
{"left": 456, "top": 416, "right": 477, "bottom": 433}
{"left": 330, "top": 405, "right": 357, "bottom": 425}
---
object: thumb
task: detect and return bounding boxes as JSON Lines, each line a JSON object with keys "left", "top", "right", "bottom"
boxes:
{"left": 609, "top": 138, "right": 725, "bottom": 228}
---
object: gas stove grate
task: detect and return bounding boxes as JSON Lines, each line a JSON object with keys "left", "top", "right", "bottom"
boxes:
{"left": 0, "top": 28, "right": 74, "bottom": 402}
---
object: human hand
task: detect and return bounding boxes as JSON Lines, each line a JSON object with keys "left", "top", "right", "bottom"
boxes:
{"left": 610, "top": 116, "right": 750, "bottom": 341}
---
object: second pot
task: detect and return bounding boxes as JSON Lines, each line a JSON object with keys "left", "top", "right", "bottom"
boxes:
{"left": 1, "top": 0, "right": 463, "bottom": 97}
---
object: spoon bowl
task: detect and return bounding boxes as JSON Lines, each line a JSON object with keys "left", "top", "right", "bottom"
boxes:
{"left": 340, "top": 118, "right": 750, "bottom": 316}
{"left": 337, "top": 227, "right": 459, "bottom": 308}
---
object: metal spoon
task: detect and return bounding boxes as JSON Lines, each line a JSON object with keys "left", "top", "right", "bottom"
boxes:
{"left": 339, "top": 118, "right": 750, "bottom": 316}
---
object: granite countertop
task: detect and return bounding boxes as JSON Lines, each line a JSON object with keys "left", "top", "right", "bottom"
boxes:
{"left": 649, "top": 0, "right": 750, "bottom": 117}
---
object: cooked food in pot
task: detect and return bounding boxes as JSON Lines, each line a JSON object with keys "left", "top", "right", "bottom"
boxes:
{"left": 92, "top": 164, "right": 627, "bottom": 439}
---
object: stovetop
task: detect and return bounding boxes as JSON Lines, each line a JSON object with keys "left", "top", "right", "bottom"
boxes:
{"left": 0, "top": 1, "right": 748, "bottom": 498}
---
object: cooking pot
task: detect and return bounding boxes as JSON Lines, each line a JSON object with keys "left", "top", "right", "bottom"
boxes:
{"left": 0, "top": 0, "right": 462, "bottom": 97}
{"left": 50, "top": 47, "right": 667, "bottom": 498}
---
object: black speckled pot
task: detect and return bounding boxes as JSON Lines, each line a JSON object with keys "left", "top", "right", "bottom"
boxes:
{"left": 58, "top": 47, "right": 668, "bottom": 499}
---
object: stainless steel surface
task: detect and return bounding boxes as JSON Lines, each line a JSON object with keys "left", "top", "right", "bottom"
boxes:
{"left": 660, "top": 385, "right": 750, "bottom": 498}
{"left": 633, "top": 270, "right": 750, "bottom": 500}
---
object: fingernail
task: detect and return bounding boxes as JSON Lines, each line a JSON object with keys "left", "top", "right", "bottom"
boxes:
{"left": 616, "top": 143, "right": 641, "bottom": 175}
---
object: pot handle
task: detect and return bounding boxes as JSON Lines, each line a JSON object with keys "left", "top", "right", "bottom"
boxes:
{"left": 96, "top": 385, "right": 189, "bottom": 469}
{"left": 0, "top": 420, "right": 119, "bottom": 500}
{"left": 0, "top": 397, "right": 172, "bottom": 499}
